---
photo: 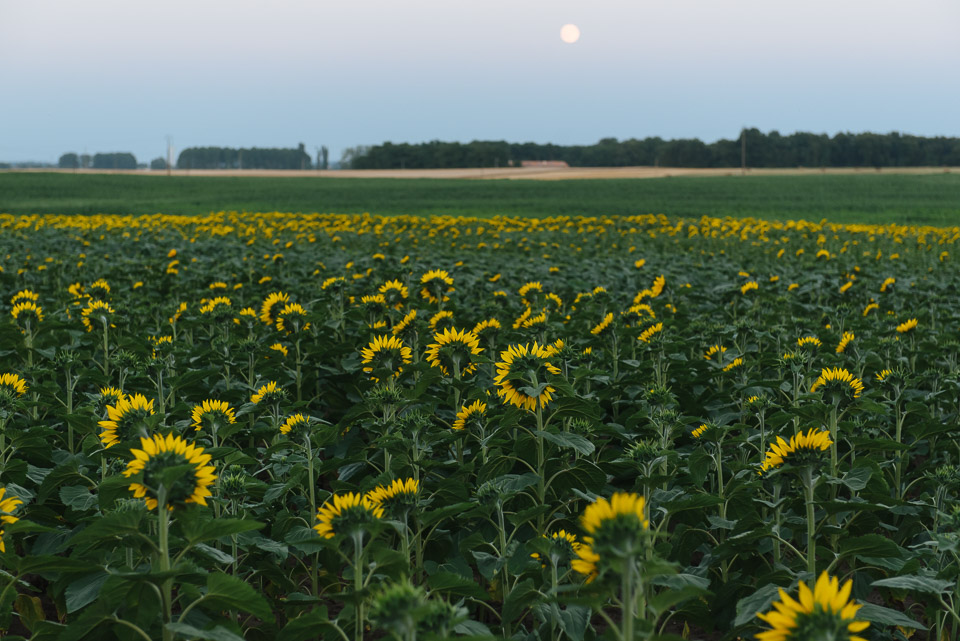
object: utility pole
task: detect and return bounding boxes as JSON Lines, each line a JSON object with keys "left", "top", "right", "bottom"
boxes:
{"left": 166, "top": 135, "right": 173, "bottom": 176}
{"left": 740, "top": 128, "right": 746, "bottom": 176}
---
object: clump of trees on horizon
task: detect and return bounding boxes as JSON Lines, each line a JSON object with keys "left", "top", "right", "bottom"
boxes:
{"left": 58, "top": 152, "right": 138, "bottom": 170}
{"left": 176, "top": 144, "right": 313, "bottom": 170}
{"left": 346, "top": 129, "right": 960, "bottom": 169}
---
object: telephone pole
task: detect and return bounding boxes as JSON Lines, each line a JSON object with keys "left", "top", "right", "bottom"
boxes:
{"left": 740, "top": 128, "right": 746, "bottom": 176}
{"left": 166, "top": 135, "right": 173, "bottom": 176}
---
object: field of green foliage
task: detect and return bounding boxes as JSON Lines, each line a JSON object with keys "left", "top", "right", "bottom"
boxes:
{"left": 0, "top": 211, "right": 958, "bottom": 641}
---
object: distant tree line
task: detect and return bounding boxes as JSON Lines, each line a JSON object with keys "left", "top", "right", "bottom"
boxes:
{"left": 346, "top": 130, "right": 960, "bottom": 169}
{"left": 176, "top": 144, "right": 312, "bottom": 170}
{"left": 59, "top": 152, "right": 138, "bottom": 169}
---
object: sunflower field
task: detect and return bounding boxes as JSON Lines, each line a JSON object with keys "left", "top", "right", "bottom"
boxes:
{"left": 0, "top": 211, "right": 959, "bottom": 641}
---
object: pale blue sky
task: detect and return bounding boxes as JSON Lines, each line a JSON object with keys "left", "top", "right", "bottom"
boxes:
{"left": 1, "top": 0, "right": 958, "bottom": 164}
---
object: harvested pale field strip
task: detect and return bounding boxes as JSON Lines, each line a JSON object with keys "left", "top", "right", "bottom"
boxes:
{"left": 4, "top": 165, "right": 959, "bottom": 179}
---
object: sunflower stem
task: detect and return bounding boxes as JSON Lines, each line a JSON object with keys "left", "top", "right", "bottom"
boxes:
{"left": 353, "top": 531, "right": 365, "bottom": 641}
{"left": 803, "top": 466, "right": 817, "bottom": 576}
{"left": 306, "top": 434, "right": 318, "bottom": 597}
{"left": 157, "top": 487, "right": 174, "bottom": 641}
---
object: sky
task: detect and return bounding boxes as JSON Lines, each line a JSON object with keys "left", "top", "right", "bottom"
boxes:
{"left": 1, "top": 0, "right": 958, "bottom": 165}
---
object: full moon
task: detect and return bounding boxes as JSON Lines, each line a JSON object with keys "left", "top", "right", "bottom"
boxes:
{"left": 560, "top": 24, "right": 580, "bottom": 44}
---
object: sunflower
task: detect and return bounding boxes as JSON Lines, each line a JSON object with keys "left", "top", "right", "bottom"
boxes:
{"left": 366, "top": 478, "right": 419, "bottom": 515}
{"left": 314, "top": 492, "right": 384, "bottom": 539}
{"left": 11, "top": 301, "right": 43, "bottom": 327}
{"left": 896, "top": 318, "right": 918, "bottom": 334}
{"left": 269, "top": 342, "right": 288, "bottom": 358}
{"left": 471, "top": 318, "right": 501, "bottom": 338}
{"left": 452, "top": 400, "right": 487, "bottom": 431}
{"left": 122, "top": 433, "right": 217, "bottom": 510}
{"left": 704, "top": 344, "right": 727, "bottom": 361}
{"left": 758, "top": 428, "right": 832, "bottom": 475}
{"left": 691, "top": 424, "right": 710, "bottom": 439}
{"left": 835, "top": 332, "right": 855, "bottom": 354}
{"left": 251, "top": 381, "right": 285, "bottom": 405}
{"left": 428, "top": 310, "right": 455, "bottom": 332}
{"left": 276, "top": 302, "right": 310, "bottom": 333}
{"left": 518, "top": 281, "right": 543, "bottom": 306}
{"left": 810, "top": 367, "right": 864, "bottom": 399}
{"left": 494, "top": 342, "right": 561, "bottom": 411}
{"left": 880, "top": 277, "right": 895, "bottom": 292}
{"left": 797, "top": 336, "right": 821, "bottom": 349}
{"left": 723, "top": 357, "right": 745, "bottom": 372}
{"left": 321, "top": 276, "right": 346, "bottom": 291}
{"left": 191, "top": 399, "right": 236, "bottom": 432}
{"left": 0, "top": 373, "right": 28, "bottom": 399}
{"left": 98, "top": 386, "right": 125, "bottom": 407}
{"left": 259, "top": 291, "right": 290, "bottom": 325}
{"left": 741, "top": 281, "right": 759, "bottom": 295}
{"left": 361, "top": 335, "right": 413, "bottom": 381}
{"left": 590, "top": 312, "right": 614, "bottom": 336}
{"left": 199, "top": 296, "right": 232, "bottom": 320}
{"left": 10, "top": 289, "right": 39, "bottom": 306}
{"left": 531, "top": 529, "right": 582, "bottom": 566}
{"left": 579, "top": 493, "right": 649, "bottom": 566}
{"left": 88, "top": 278, "right": 111, "bottom": 299}
{"left": 756, "top": 572, "right": 869, "bottom": 641}
{"left": 424, "top": 328, "right": 482, "bottom": 377}
{"left": 98, "top": 393, "right": 156, "bottom": 448}
{"left": 862, "top": 302, "right": 879, "bottom": 317}
{"left": 875, "top": 369, "right": 893, "bottom": 382}
{"left": 0, "top": 486, "right": 23, "bottom": 553}
{"left": 571, "top": 544, "right": 602, "bottom": 583}
{"left": 81, "top": 300, "right": 115, "bottom": 332}
{"left": 624, "top": 303, "right": 655, "bottom": 326}
{"left": 392, "top": 309, "right": 418, "bottom": 338}
{"left": 521, "top": 312, "right": 547, "bottom": 330}
{"left": 379, "top": 279, "right": 409, "bottom": 307}
{"left": 420, "top": 269, "right": 455, "bottom": 304}
{"left": 279, "top": 413, "right": 312, "bottom": 438}
{"left": 637, "top": 322, "right": 664, "bottom": 344}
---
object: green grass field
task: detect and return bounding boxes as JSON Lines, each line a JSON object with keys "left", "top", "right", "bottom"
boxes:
{"left": 2, "top": 171, "right": 960, "bottom": 224}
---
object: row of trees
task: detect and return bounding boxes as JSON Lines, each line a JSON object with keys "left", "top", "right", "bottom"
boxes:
{"left": 346, "top": 130, "right": 960, "bottom": 169}
{"left": 58, "top": 152, "right": 146, "bottom": 170}
{"left": 176, "top": 144, "right": 315, "bottom": 170}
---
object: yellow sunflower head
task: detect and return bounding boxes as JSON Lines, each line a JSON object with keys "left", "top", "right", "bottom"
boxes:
{"left": 361, "top": 335, "right": 412, "bottom": 381}
{"left": 251, "top": 381, "right": 286, "bottom": 405}
{"left": 11, "top": 301, "right": 43, "bottom": 329}
{"left": 419, "top": 269, "right": 455, "bottom": 304}
{"left": 758, "top": 428, "right": 833, "bottom": 476}
{"left": 276, "top": 302, "right": 310, "bottom": 334}
{"left": 590, "top": 312, "right": 615, "bottom": 337}
{"left": 366, "top": 478, "right": 419, "bottom": 516}
{"left": 424, "top": 328, "right": 483, "bottom": 377}
{"left": 452, "top": 400, "right": 487, "bottom": 431}
{"left": 392, "top": 309, "right": 419, "bottom": 338}
{"left": 756, "top": 572, "right": 869, "bottom": 641}
{"left": 279, "top": 413, "right": 313, "bottom": 439}
{"left": 809, "top": 367, "right": 864, "bottom": 403}
{"left": 191, "top": 399, "right": 236, "bottom": 432}
{"left": 122, "top": 433, "right": 217, "bottom": 510}
{"left": 259, "top": 291, "right": 290, "bottom": 325}
{"left": 0, "top": 486, "right": 23, "bottom": 553}
{"left": 314, "top": 492, "right": 384, "bottom": 539}
{"left": 378, "top": 279, "right": 409, "bottom": 306}
{"left": 531, "top": 529, "right": 582, "bottom": 567}
{"left": 0, "top": 373, "right": 28, "bottom": 408}
{"left": 493, "top": 342, "right": 562, "bottom": 411}
{"left": 81, "top": 299, "right": 115, "bottom": 332}
{"left": 580, "top": 492, "right": 649, "bottom": 559}
{"left": 98, "top": 393, "right": 156, "bottom": 449}
{"left": 896, "top": 318, "right": 918, "bottom": 334}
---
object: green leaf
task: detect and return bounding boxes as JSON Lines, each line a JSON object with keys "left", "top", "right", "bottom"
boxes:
{"left": 502, "top": 578, "right": 538, "bottom": 622}
{"left": 839, "top": 466, "right": 872, "bottom": 492}
{"left": 557, "top": 604, "right": 591, "bottom": 641}
{"left": 872, "top": 575, "right": 952, "bottom": 595}
{"left": 59, "top": 485, "right": 98, "bottom": 512}
{"left": 537, "top": 430, "right": 595, "bottom": 455}
{"left": 426, "top": 571, "right": 487, "bottom": 599}
{"left": 65, "top": 572, "right": 110, "bottom": 613}
{"left": 14, "top": 594, "right": 44, "bottom": 632}
{"left": 733, "top": 583, "right": 780, "bottom": 627}
{"left": 839, "top": 534, "right": 902, "bottom": 560}
{"left": 182, "top": 518, "right": 264, "bottom": 545}
{"left": 202, "top": 572, "right": 275, "bottom": 623}
{"left": 166, "top": 622, "right": 246, "bottom": 641}
{"left": 857, "top": 603, "right": 926, "bottom": 629}
{"left": 453, "top": 619, "right": 494, "bottom": 638}
{"left": 278, "top": 608, "right": 343, "bottom": 641}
